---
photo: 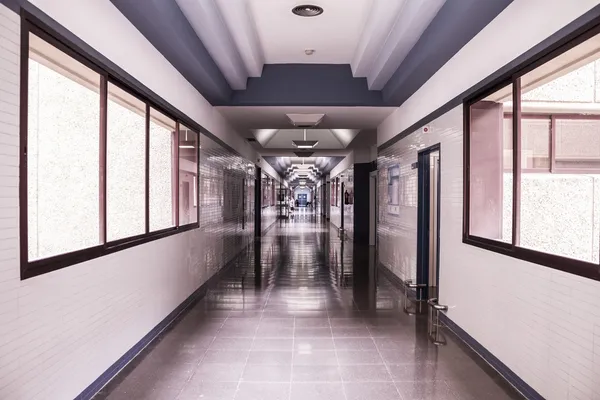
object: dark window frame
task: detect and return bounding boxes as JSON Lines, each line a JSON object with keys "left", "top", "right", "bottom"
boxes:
{"left": 20, "top": 17, "right": 201, "bottom": 280}
{"left": 463, "top": 21, "right": 600, "bottom": 281}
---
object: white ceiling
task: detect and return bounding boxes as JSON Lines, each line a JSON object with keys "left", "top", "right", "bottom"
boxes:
{"left": 179, "top": 0, "right": 444, "bottom": 90}
{"left": 246, "top": 0, "right": 372, "bottom": 64}
{"left": 263, "top": 129, "right": 344, "bottom": 149}
{"left": 216, "top": 106, "right": 396, "bottom": 133}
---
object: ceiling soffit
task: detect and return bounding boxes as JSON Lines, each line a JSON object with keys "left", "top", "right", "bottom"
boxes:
{"left": 111, "top": 0, "right": 513, "bottom": 107}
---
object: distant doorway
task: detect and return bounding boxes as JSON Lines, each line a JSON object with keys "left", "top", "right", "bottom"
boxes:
{"left": 298, "top": 193, "right": 307, "bottom": 207}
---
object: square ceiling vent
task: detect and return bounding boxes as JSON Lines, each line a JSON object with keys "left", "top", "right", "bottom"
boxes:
{"left": 286, "top": 113, "right": 324, "bottom": 128}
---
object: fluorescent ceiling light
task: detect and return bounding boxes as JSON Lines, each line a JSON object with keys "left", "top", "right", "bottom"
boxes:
{"left": 179, "top": 145, "right": 195, "bottom": 149}
{"left": 292, "top": 140, "right": 318, "bottom": 149}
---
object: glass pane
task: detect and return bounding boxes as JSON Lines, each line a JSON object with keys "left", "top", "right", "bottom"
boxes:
{"left": 107, "top": 84, "right": 146, "bottom": 241}
{"left": 27, "top": 33, "right": 101, "bottom": 260}
{"left": 555, "top": 118, "right": 600, "bottom": 169}
{"left": 149, "top": 108, "right": 176, "bottom": 231}
{"left": 521, "top": 117, "right": 550, "bottom": 170}
{"left": 178, "top": 124, "right": 198, "bottom": 225}
{"left": 469, "top": 84, "right": 513, "bottom": 242}
{"left": 519, "top": 37, "right": 600, "bottom": 263}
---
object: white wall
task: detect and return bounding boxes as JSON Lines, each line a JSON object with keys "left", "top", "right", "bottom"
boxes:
{"left": 378, "top": 0, "right": 600, "bottom": 146}
{"left": 376, "top": 1, "right": 600, "bottom": 398}
{"left": 0, "top": 3, "right": 255, "bottom": 399}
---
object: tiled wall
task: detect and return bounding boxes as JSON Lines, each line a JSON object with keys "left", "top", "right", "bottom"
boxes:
{"left": 330, "top": 168, "right": 354, "bottom": 241}
{"left": 377, "top": 105, "right": 600, "bottom": 400}
{"left": 0, "top": 6, "right": 255, "bottom": 399}
{"left": 377, "top": 147, "right": 418, "bottom": 282}
{"left": 261, "top": 172, "right": 278, "bottom": 234}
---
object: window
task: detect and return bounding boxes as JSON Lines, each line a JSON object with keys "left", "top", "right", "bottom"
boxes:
{"left": 178, "top": 125, "right": 199, "bottom": 225}
{"left": 27, "top": 32, "right": 101, "bottom": 261}
{"left": 468, "top": 84, "right": 513, "bottom": 243}
{"left": 107, "top": 83, "right": 146, "bottom": 241}
{"left": 149, "top": 108, "right": 177, "bottom": 231}
{"left": 21, "top": 24, "right": 201, "bottom": 279}
{"left": 465, "top": 25, "right": 600, "bottom": 278}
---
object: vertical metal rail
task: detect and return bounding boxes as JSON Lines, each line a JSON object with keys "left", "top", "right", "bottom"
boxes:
{"left": 427, "top": 298, "right": 448, "bottom": 345}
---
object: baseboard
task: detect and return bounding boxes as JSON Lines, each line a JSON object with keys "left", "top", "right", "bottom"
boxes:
{"left": 261, "top": 219, "right": 278, "bottom": 235}
{"left": 74, "top": 242, "right": 251, "bottom": 400}
{"left": 439, "top": 314, "right": 544, "bottom": 400}
{"left": 377, "top": 263, "right": 416, "bottom": 297}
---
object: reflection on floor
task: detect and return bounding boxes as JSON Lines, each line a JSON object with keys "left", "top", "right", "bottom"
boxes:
{"left": 94, "top": 214, "right": 524, "bottom": 400}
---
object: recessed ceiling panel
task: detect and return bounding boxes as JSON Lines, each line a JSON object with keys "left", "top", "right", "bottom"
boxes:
{"left": 262, "top": 129, "right": 344, "bottom": 149}
{"left": 247, "top": 0, "right": 373, "bottom": 64}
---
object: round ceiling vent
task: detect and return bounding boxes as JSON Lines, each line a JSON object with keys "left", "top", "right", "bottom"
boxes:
{"left": 292, "top": 4, "right": 324, "bottom": 17}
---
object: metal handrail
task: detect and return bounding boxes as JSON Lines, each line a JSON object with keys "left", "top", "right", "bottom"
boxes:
{"left": 427, "top": 298, "right": 448, "bottom": 345}
{"left": 403, "top": 280, "right": 427, "bottom": 315}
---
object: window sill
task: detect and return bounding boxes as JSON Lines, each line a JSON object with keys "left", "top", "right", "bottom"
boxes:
{"left": 463, "top": 235, "right": 600, "bottom": 282}
{"left": 22, "top": 223, "right": 199, "bottom": 280}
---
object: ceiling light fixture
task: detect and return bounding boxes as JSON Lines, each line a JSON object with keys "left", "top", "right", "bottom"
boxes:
{"left": 292, "top": 129, "right": 318, "bottom": 149}
{"left": 305, "top": 49, "right": 315, "bottom": 56}
{"left": 292, "top": 4, "right": 324, "bottom": 17}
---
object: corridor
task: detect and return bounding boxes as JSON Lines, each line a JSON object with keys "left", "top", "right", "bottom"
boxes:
{"left": 94, "top": 215, "right": 523, "bottom": 400}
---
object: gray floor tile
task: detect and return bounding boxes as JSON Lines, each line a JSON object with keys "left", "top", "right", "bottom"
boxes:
{"left": 292, "top": 365, "right": 342, "bottom": 382}
{"left": 295, "top": 338, "right": 335, "bottom": 351}
{"left": 290, "top": 383, "right": 346, "bottom": 400}
{"left": 343, "top": 382, "right": 400, "bottom": 400}
{"left": 247, "top": 350, "right": 293, "bottom": 365}
{"left": 252, "top": 338, "right": 294, "bottom": 351}
{"left": 336, "top": 350, "right": 384, "bottom": 365}
{"left": 293, "top": 350, "right": 338, "bottom": 366}
{"left": 177, "top": 381, "right": 238, "bottom": 400}
{"left": 202, "top": 349, "right": 250, "bottom": 364}
{"left": 192, "top": 363, "right": 245, "bottom": 382}
{"left": 395, "top": 380, "right": 455, "bottom": 400}
{"left": 339, "top": 365, "right": 392, "bottom": 382}
{"left": 242, "top": 364, "right": 292, "bottom": 382}
{"left": 235, "top": 382, "right": 290, "bottom": 400}
{"left": 334, "top": 338, "right": 377, "bottom": 351}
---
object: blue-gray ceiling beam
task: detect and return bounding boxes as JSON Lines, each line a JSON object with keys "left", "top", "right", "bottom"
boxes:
{"left": 110, "top": 0, "right": 232, "bottom": 105}
{"left": 382, "top": 0, "right": 513, "bottom": 106}
{"left": 229, "top": 64, "right": 385, "bottom": 107}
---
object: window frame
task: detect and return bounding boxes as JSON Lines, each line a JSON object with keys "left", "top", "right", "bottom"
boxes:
{"left": 463, "top": 22, "right": 600, "bottom": 281}
{"left": 20, "top": 17, "right": 201, "bottom": 279}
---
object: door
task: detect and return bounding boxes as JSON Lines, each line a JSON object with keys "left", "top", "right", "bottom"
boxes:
{"left": 298, "top": 194, "right": 307, "bottom": 207}
{"left": 416, "top": 145, "right": 441, "bottom": 300}
{"left": 369, "top": 170, "right": 378, "bottom": 246}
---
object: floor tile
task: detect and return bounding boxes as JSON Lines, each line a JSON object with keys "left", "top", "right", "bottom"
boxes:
{"left": 234, "top": 382, "right": 290, "bottom": 400}
{"left": 242, "top": 364, "right": 292, "bottom": 382}
{"left": 247, "top": 350, "right": 293, "bottom": 365}
{"left": 293, "top": 350, "right": 338, "bottom": 366}
{"left": 292, "top": 365, "right": 342, "bottom": 382}
{"left": 343, "top": 382, "right": 400, "bottom": 400}
{"left": 339, "top": 365, "right": 392, "bottom": 382}
{"left": 290, "top": 383, "right": 346, "bottom": 400}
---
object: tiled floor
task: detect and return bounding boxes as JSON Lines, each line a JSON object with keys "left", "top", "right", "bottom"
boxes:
{"left": 94, "top": 213, "right": 524, "bottom": 400}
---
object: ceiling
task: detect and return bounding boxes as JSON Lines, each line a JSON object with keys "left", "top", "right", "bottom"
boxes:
{"left": 244, "top": 0, "right": 372, "bottom": 64}
{"left": 111, "top": 0, "right": 513, "bottom": 106}
{"left": 263, "top": 156, "right": 344, "bottom": 184}
{"left": 217, "top": 106, "right": 396, "bottom": 133}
